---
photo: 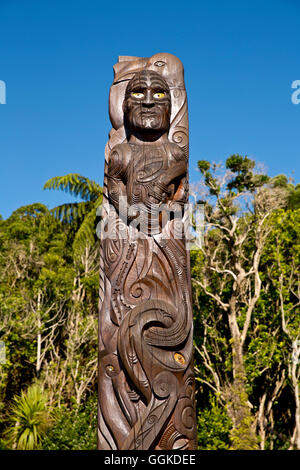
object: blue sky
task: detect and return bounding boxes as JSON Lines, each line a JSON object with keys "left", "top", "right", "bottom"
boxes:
{"left": 0, "top": 0, "right": 299, "bottom": 219}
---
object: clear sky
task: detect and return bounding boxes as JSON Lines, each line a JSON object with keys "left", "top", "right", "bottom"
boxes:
{"left": 0, "top": 0, "right": 299, "bottom": 219}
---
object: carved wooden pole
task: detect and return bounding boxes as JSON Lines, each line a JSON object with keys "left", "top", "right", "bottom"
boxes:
{"left": 98, "top": 53, "right": 197, "bottom": 450}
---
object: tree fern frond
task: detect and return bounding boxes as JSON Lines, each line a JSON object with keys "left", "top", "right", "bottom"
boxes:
{"left": 43, "top": 174, "right": 102, "bottom": 202}
{"left": 72, "top": 207, "right": 97, "bottom": 259}
{"left": 94, "top": 195, "right": 103, "bottom": 209}
{"left": 50, "top": 202, "right": 90, "bottom": 224}
{"left": 43, "top": 174, "right": 103, "bottom": 252}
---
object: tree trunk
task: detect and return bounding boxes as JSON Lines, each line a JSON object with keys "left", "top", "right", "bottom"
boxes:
{"left": 36, "top": 291, "right": 41, "bottom": 378}
{"left": 289, "top": 357, "right": 300, "bottom": 449}
{"left": 225, "top": 303, "right": 258, "bottom": 450}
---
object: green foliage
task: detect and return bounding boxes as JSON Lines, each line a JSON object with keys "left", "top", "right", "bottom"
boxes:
{"left": 193, "top": 157, "right": 299, "bottom": 450}
{"left": 44, "top": 173, "right": 103, "bottom": 259}
{"left": 227, "top": 383, "right": 259, "bottom": 450}
{"left": 42, "top": 393, "right": 97, "bottom": 450}
{"left": 72, "top": 206, "right": 98, "bottom": 258}
{"left": 197, "top": 396, "right": 231, "bottom": 449}
{"left": 0, "top": 196, "right": 98, "bottom": 448}
{"left": 197, "top": 160, "right": 211, "bottom": 173}
{"left": 0, "top": 164, "right": 298, "bottom": 450}
{"left": 0, "top": 438, "right": 8, "bottom": 450}
{"left": 225, "top": 154, "right": 269, "bottom": 192}
{"left": 3, "top": 384, "right": 52, "bottom": 450}
{"left": 226, "top": 154, "right": 254, "bottom": 172}
{"left": 271, "top": 174, "right": 300, "bottom": 210}
{"left": 43, "top": 174, "right": 102, "bottom": 203}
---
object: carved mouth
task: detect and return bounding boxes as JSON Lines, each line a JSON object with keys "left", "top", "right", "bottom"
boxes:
{"left": 140, "top": 112, "right": 159, "bottom": 118}
{"left": 141, "top": 111, "right": 158, "bottom": 116}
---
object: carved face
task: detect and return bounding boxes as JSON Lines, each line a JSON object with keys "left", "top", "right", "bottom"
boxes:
{"left": 123, "top": 70, "right": 171, "bottom": 135}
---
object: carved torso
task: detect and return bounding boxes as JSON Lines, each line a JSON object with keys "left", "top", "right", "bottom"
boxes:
{"left": 107, "top": 142, "right": 188, "bottom": 210}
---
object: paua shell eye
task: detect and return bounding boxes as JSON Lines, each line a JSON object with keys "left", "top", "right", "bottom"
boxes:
{"left": 154, "top": 61, "right": 166, "bottom": 67}
{"left": 131, "top": 92, "right": 144, "bottom": 99}
{"left": 174, "top": 352, "right": 185, "bottom": 365}
{"left": 105, "top": 364, "right": 117, "bottom": 378}
{"left": 153, "top": 92, "right": 166, "bottom": 99}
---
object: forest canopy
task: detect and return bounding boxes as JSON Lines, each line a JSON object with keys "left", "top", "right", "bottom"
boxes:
{"left": 0, "top": 156, "right": 299, "bottom": 450}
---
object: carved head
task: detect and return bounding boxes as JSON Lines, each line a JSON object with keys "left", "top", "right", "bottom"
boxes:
{"left": 123, "top": 70, "right": 171, "bottom": 138}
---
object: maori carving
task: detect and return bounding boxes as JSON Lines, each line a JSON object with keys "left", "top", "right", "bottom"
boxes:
{"left": 98, "top": 53, "right": 196, "bottom": 450}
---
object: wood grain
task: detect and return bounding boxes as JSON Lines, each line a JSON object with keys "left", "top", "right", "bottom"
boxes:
{"left": 98, "top": 54, "right": 196, "bottom": 450}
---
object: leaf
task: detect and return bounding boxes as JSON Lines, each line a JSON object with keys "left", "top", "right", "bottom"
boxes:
{"left": 43, "top": 174, "right": 102, "bottom": 202}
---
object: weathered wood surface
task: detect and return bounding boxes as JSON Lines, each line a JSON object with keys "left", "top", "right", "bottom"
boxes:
{"left": 98, "top": 54, "right": 196, "bottom": 450}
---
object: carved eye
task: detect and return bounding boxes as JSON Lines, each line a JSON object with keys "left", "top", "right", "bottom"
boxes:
{"left": 154, "top": 61, "right": 166, "bottom": 67}
{"left": 174, "top": 352, "right": 185, "bottom": 365}
{"left": 153, "top": 92, "right": 166, "bottom": 99}
{"left": 105, "top": 364, "right": 116, "bottom": 377}
{"left": 131, "top": 92, "right": 144, "bottom": 99}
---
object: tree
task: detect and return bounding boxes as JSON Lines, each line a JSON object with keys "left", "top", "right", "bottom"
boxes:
{"left": 1, "top": 165, "right": 297, "bottom": 450}
{"left": 43, "top": 174, "right": 102, "bottom": 258}
{"left": 270, "top": 174, "right": 300, "bottom": 211}
{"left": 192, "top": 155, "right": 289, "bottom": 449}
{"left": 257, "top": 209, "right": 300, "bottom": 449}
{"left": 0, "top": 201, "right": 98, "bottom": 442}
{"left": 0, "top": 203, "right": 68, "bottom": 411}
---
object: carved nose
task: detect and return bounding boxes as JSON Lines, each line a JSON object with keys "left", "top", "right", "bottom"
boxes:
{"left": 142, "top": 91, "right": 155, "bottom": 107}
